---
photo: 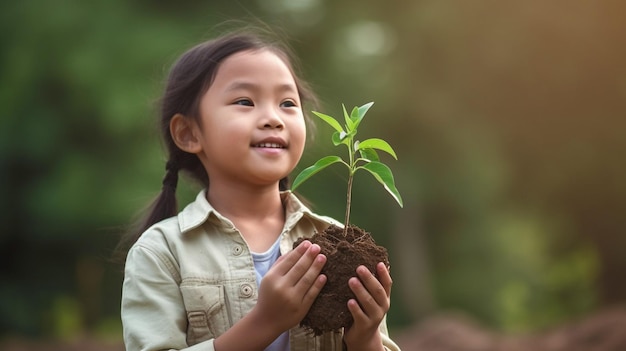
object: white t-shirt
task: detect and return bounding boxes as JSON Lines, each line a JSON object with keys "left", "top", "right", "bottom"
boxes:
{"left": 252, "top": 236, "right": 289, "bottom": 351}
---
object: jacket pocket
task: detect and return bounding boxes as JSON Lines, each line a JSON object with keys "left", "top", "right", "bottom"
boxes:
{"left": 180, "top": 284, "right": 229, "bottom": 345}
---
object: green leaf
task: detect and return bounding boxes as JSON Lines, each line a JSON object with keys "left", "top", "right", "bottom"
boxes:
{"left": 291, "top": 156, "right": 345, "bottom": 191}
{"left": 350, "top": 106, "right": 360, "bottom": 120}
{"left": 342, "top": 104, "right": 355, "bottom": 131}
{"left": 352, "top": 101, "right": 374, "bottom": 130}
{"left": 356, "top": 138, "right": 398, "bottom": 159}
{"left": 359, "top": 161, "right": 403, "bottom": 207}
{"left": 312, "top": 111, "right": 344, "bottom": 134}
{"left": 357, "top": 101, "right": 374, "bottom": 118}
{"left": 358, "top": 148, "right": 379, "bottom": 162}
{"left": 332, "top": 131, "right": 350, "bottom": 146}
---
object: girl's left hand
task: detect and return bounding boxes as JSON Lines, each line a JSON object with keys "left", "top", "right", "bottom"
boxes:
{"left": 343, "top": 262, "right": 392, "bottom": 351}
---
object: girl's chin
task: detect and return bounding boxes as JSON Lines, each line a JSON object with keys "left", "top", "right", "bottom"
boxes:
{"left": 251, "top": 172, "right": 292, "bottom": 185}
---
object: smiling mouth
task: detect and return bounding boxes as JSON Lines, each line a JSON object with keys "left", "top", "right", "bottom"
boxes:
{"left": 252, "top": 143, "right": 286, "bottom": 149}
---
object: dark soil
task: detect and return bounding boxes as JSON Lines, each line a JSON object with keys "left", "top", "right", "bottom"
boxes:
{"left": 294, "top": 224, "right": 389, "bottom": 335}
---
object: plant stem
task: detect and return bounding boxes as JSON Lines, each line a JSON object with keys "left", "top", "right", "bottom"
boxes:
{"left": 343, "top": 134, "right": 356, "bottom": 237}
{"left": 344, "top": 171, "right": 353, "bottom": 236}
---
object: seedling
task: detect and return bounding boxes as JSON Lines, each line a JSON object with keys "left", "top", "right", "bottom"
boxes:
{"left": 292, "top": 102, "right": 403, "bottom": 235}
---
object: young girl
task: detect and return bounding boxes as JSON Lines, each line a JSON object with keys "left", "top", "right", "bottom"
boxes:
{"left": 119, "top": 29, "right": 401, "bottom": 351}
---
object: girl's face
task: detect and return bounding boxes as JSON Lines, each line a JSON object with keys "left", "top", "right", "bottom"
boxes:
{"left": 194, "top": 49, "right": 306, "bottom": 189}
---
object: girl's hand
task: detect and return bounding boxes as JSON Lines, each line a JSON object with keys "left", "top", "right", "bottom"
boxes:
{"left": 343, "top": 262, "right": 392, "bottom": 351}
{"left": 214, "top": 241, "right": 327, "bottom": 351}
{"left": 253, "top": 240, "right": 327, "bottom": 333}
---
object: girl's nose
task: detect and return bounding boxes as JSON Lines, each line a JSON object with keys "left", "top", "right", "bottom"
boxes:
{"left": 261, "top": 108, "right": 284, "bottom": 129}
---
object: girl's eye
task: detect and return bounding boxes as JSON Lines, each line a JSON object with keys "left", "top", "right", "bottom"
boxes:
{"left": 280, "top": 100, "right": 297, "bottom": 108}
{"left": 234, "top": 99, "right": 253, "bottom": 106}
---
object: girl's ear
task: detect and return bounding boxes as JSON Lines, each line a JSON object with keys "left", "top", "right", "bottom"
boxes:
{"left": 170, "top": 114, "right": 202, "bottom": 154}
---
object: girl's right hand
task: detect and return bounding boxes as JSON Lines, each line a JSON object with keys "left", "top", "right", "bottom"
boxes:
{"left": 254, "top": 240, "right": 327, "bottom": 333}
{"left": 214, "top": 241, "right": 326, "bottom": 350}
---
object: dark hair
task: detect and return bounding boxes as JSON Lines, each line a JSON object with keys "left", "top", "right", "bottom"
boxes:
{"left": 115, "top": 29, "right": 318, "bottom": 262}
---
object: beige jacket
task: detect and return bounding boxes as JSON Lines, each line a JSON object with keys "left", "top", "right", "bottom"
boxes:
{"left": 121, "top": 190, "right": 401, "bottom": 351}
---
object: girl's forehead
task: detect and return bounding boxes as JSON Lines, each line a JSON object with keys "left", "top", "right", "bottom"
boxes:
{"left": 211, "top": 49, "right": 297, "bottom": 89}
{"left": 222, "top": 49, "right": 289, "bottom": 71}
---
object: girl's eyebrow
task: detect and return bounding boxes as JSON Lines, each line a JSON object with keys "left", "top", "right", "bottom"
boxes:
{"left": 225, "top": 81, "right": 298, "bottom": 93}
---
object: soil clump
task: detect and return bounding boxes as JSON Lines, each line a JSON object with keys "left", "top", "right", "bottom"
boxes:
{"left": 294, "top": 224, "right": 389, "bottom": 335}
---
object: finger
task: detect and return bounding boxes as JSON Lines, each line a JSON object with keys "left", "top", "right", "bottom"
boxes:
{"left": 301, "top": 270, "right": 327, "bottom": 306}
{"left": 356, "top": 266, "right": 389, "bottom": 307}
{"left": 349, "top": 276, "right": 377, "bottom": 317}
{"left": 295, "top": 252, "right": 326, "bottom": 289}
{"left": 376, "top": 262, "right": 393, "bottom": 297}
{"left": 350, "top": 278, "right": 389, "bottom": 327}
{"left": 346, "top": 297, "right": 367, "bottom": 326}
{"left": 284, "top": 244, "right": 322, "bottom": 286}
{"left": 271, "top": 240, "right": 311, "bottom": 276}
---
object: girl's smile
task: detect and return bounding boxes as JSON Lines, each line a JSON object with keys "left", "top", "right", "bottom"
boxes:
{"left": 251, "top": 137, "right": 288, "bottom": 156}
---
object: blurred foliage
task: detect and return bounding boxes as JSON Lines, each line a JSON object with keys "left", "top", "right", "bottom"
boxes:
{"left": 1, "top": 0, "right": 625, "bottom": 341}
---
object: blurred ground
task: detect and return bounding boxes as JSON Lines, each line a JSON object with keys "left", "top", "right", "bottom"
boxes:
{"left": 0, "top": 338, "right": 123, "bottom": 351}
{"left": 395, "top": 305, "right": 626, "bottom": 351}
{"left": 2, "top": 306, "right": 625, "bottom": 351}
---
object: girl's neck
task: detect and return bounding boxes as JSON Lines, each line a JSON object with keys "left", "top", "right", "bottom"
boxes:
{"left": 207, "top": 182, "right": 284, "bottom": 222}
{"left": 207, "top": 182, "right": 286, "bottom": 252}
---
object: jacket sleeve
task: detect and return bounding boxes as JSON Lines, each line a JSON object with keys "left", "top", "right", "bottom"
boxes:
{"left": 379, "top": 314, "right": 402, "bottom": 351}
{"left": 121, "top": 244, "right": 215, "bottom": 351}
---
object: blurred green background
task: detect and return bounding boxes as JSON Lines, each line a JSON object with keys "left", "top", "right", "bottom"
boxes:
{"left": 2, "top": 0, "right": 625, "bottom": 345}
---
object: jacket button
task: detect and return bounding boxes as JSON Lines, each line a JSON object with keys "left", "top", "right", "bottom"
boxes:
{"left": 239, "top": 283, "right": 254, "bottom": 298}
{"left": 231, "top": 244, "right": 243, "bottom": 256}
